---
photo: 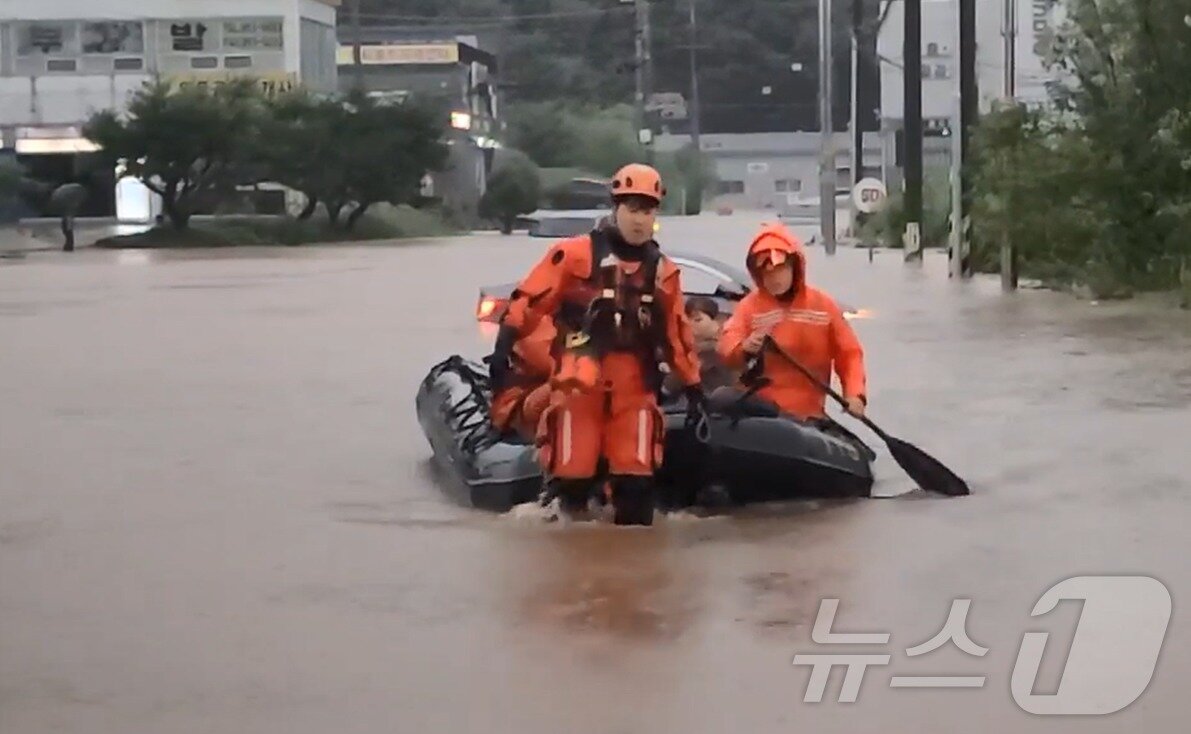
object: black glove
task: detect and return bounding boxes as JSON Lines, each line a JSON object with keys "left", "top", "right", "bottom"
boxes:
{"left": 683, "top": 384, "right": 707, "bottom": 424}
{"left": 485, "top": 325, "right": 517, "bottom": 391}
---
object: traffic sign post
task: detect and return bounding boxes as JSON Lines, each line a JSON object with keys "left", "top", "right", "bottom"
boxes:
{"left": 852, "top": 177, "right": 888, "bottom": 214}
{"left": 851, "top": 178, "right": 886, "bottom": 260}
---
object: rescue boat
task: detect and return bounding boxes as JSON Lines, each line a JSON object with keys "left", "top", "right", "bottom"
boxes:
{"left": 415, "top": 355, "right": 875, "bottom": 512}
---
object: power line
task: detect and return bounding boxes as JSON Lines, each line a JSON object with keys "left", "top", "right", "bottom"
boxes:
{"left": 352, "top": 7, "right": 634, "bottom": 24}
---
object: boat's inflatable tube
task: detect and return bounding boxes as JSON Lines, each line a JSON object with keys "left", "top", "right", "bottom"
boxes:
{"left": 415, "top": 355, "right": 874, "bottom": 511}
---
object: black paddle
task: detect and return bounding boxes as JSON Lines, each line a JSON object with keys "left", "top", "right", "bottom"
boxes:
{"left": 763, "top": 338, "right": 970, "bottom": 497}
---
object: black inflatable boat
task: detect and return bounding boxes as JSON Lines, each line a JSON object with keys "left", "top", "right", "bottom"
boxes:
{"left": 415, "top": 355, "right": 875, "bottom": 511}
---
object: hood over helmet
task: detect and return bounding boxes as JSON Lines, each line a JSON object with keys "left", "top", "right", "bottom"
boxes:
{"left": 745, "top": 222, "right": 806, "bottom": 299}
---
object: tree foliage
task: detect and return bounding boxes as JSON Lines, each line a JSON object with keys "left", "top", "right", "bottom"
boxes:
{"left": 970, "top": 0, "right": 1191, "bottom": 298}
{"left": 504, "top": 101, "right": 715, "bottom": 213}
{"left": 479, "top": 152, "right": 542, "bottom": 233}
{"left": 84, "top": 79, "right": 268, "bottom": 229}
{"left": 355, "top": 0, "right": 875, "bottom": 133}
{"left": 86, "top": 81, "right": 450, "bottom": 232}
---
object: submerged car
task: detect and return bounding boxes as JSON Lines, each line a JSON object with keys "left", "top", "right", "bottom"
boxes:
{"left": 476, "top": 251, "right": 753, "bottom": 323}
{"left": 476, "top": 251, "right": 862, "bottom": 323}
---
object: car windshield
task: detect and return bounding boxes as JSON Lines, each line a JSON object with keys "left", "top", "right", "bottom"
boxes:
{"left": 672, "top": 254, "right": 751, "bottom": 294}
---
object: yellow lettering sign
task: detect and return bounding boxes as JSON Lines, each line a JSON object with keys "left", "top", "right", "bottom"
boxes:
{"left": 336, "top": 43, "right": 459, "bottom": 66}
{"left": 169, "top": 72, "right": 297, "bottom": 97}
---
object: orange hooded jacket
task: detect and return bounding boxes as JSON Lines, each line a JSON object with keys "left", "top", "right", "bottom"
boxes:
{"left": 718, "top": 223, "right": 867, "bottom": 420}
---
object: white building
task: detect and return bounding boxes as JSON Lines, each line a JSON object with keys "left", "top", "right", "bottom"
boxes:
{"left": 0, "top": 0, "right": 339, "bottom": 219}
{"left": 876, "top": 0, "right": 1064, "bottom": 181}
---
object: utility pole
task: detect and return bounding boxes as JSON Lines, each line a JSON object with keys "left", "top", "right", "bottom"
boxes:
{"left": 627, "top": 0, "right": 655, "bottom": 164}
{"left": 634, "top": 0, "right": 644, "bottom": 143}
{"left": 848, "top": 0, "right": 866, "bottom": 245}
{"left": 849, "top": 0, "right": 863, "bottom": 190}
{"left": 1001, "top": 0, "right": 1019, "bottom": 290}
{"left": 643, "top": 0, "right": 654, "bottom": 164}
{"left": 818, "top": 0, "right": 836, "bottom": 255}
{"left": 951, "top": 0, "right": 977, "bottom": 279}
{"left": 351, "top": 0, "right": 363, "bottom": 92}
{"left": 903, "top": 0, "right": 923, "bottom": 262}
{"left": 688, "top": 0, "right": 702, "bottom": 152}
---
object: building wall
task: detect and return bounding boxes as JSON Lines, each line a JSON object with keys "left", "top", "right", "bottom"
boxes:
{"left": 874, "top": 0, "right": 1065, "bottom": 196}
{"left": 878, "top": 0, "right": 1063, "bottom": 124}
{"left": 657, "top": 132, "right": 884, "bottom": 212}
{"left": 0, "top": 0, "right": 339, "bottom": 219}
{"left": 878, "top": 0, "right": 964, "bottom": 124}
{"left": 0, "top": 0, "right": 339, "bottom": 131}
{"left": 333, "top": 37, "right": 500, "bottom": 223}
{"left": 300, "top": 18, "right": 337, "bottom": 92}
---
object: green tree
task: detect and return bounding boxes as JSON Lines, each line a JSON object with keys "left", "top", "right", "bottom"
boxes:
{"left": 666, "top": 142, "right": 717, "bottom": 215}
{"left": 479, "top": 153, "right": 542, "bottom": 233}
{"left": 970, "top": 0, "right": 1191, "bottom": 295}
{"left": 263, "top": 91, "right": 449, "bottom": 230}
{"left": 504, "top": 102, "right": 581, "bottom": 168}
{"left": 354, "top": 1, "right": 867, "bottom": 133}
{"left": 84, "top": 79, "right": 268, "bottom": 229}
{"left": 261, "top": 91, "right": 343, "bottom": 220}
{"left": 323, "top": 93, "right": 450, "bottom": 230}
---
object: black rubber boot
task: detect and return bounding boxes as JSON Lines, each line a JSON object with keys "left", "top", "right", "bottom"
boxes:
{"left": 548, "top": 478, "right": 598, "bottom": 518}
{"left": 610, "top": 475, "right": 656, "bottom": 526}
{"left": 695, "top": 482, "right": 734, "bottom": 509}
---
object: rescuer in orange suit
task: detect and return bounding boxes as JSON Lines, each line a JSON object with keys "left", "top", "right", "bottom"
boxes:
{"left": 488, "top": 317, "right": 556, "bottom": 441}
{"left": 486, "top": 163, "right": 706, "bottom": 526}
{"left": 718, "top": 221, "right": 868, "bottom": 421}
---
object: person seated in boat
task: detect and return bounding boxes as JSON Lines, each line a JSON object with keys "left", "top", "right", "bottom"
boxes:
{"left": 662, "top": 296, "right": 736, "bottom": 397}
{"left": 487, "top": 317, "right": 556, "bottom": 442}
{"left": 718, "top": 221, "right": 868, "bottom": 422}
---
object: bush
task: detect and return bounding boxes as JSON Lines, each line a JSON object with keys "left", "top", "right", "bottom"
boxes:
{"left": 857, "top": 167, "right": 952, "bottom": 248}
{"left": 94, "top": 206, "right": 461, "bottom": 248}
{"left": 479, "top": 153, "right": 542, "bottom": 233}
{"left": 655, "top": 143, "right": 717, "bottom": 215}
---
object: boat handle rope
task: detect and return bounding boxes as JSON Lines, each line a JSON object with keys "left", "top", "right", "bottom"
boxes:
{"left": 690, "top": 411, "right": 712, "bottom": 444}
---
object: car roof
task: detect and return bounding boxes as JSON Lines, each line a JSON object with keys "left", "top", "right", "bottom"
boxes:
{"left": 668, "top": 250, "right": 752, "bottom": 288}
{"left": 481, "top": 251, "right": 751, "bottom": 297}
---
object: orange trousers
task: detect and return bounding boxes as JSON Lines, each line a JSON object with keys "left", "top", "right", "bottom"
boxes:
{"left": 535, "top": 353, "right": 666, "bottom": 479}
{"left": 491, "top": 382, "right": 552, "bottom": 441}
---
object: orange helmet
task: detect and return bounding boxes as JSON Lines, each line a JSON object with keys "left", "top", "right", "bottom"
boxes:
{"left": 610, "top": 163, "right": 665, "bottom": 203}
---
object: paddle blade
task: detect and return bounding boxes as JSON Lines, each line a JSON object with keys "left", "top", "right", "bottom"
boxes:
{"left": 885, "top": 436, "right": 970, "bottom": 496}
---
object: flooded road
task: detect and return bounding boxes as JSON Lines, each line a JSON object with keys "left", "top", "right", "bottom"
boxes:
{"left": 2, "top": 214, "right": 1189, "bottom": 733}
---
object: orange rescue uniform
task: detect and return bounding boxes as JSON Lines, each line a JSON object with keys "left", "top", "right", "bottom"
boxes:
{"left": 718, "top": 223, "right": 867, "bottom": 420}
{"left": 490, "top": 318, "right": 556, "bottom": 440}
{"left": 501, "top": 229, "right": 701, "bottom": 480}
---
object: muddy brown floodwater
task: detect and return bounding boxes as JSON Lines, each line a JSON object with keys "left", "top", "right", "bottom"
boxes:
{"left": 2, "top": 214, "right": 1189, "bottom": 733}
